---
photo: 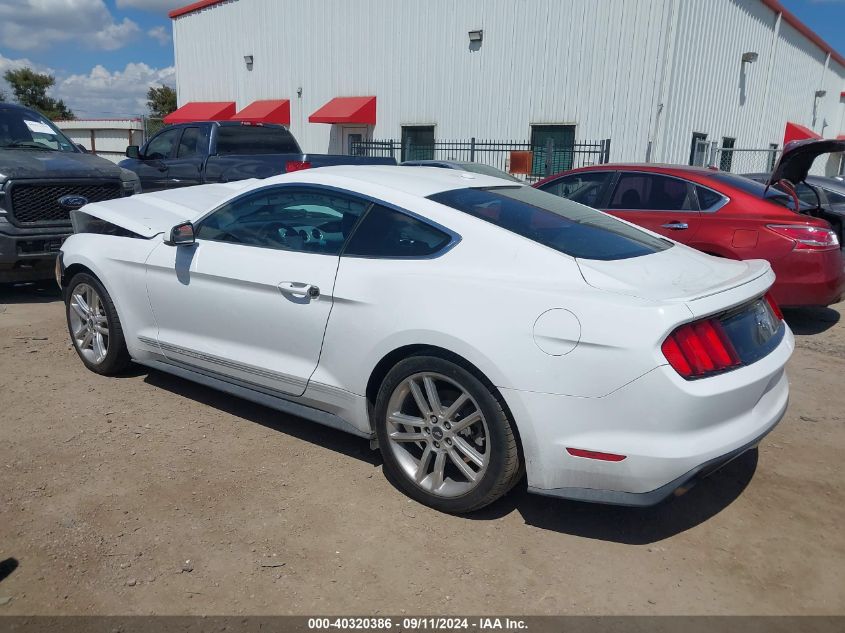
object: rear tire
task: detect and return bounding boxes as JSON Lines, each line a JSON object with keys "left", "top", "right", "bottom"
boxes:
{"left": 65, "top": 272, "right": 131, "bottom": 376}
{"left": 374, "top": 355, "right": 520, "bottom": 513}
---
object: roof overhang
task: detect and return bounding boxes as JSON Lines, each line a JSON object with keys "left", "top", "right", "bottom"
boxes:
{"left": 230, "top": 99, "right": 291, "bottom": 125}
{"left": 783, "top": 121, "right": 822, "bottom": 147}
{"left": 163, "top": 101, "right": 236, "bottom": 124}
{"left": 169, "top": 0, "right": 226, "bottom": 19}
{"left": 308, "top": 96, "right": 376, "bottom": 125}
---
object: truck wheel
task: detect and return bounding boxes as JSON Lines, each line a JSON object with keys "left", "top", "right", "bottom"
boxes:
{"left": 374, "top": 355, "right": 521, "bottom": 513}
{"left": 65, "top": 272, "right": 130, "bottom": 375}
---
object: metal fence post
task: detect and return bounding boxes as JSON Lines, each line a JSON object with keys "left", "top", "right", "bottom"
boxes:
{"left": 544, "top": 138, "right": 554, "bottom": 177}
{"left": 603, "top": 139, "right": 611, "bottom": 164}
{"left": 470, "top": 137, "right": 476, "bottom": 162}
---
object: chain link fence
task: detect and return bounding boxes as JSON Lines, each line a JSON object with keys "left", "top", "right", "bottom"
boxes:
{"left": 142, "top": 117, "right": 166, "bottom": 143}
{"left": 691, "top": 140, "right": 780, "bottom": 175}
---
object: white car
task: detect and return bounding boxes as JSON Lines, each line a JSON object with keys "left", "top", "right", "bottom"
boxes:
{"left": 58, "top": 166, "right": 792, "bottom": 513}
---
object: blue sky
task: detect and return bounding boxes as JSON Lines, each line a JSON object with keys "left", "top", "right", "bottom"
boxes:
{"left": 0, "top": 0, "right": 843, "bottom": 119}
{"left": 781, "top": 0, "right": 845, "bottom": 56}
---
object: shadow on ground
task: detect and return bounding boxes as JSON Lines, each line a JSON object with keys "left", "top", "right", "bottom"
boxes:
{"left": 784, "top": 306, "right": 840, "bottom": 335}
{"left": 0, "top": 283, "right": 62, "bottom": 305}
{"left": 0, "top": 558, "right": 19, "bottom": 583}
{"left": 142, "top": 366, "right": 755, "bottom": 545}
{"left": 143, "top": 369, "right": 380, "bottom": 467}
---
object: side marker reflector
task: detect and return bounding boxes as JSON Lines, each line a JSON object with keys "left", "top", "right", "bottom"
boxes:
{"left": 566, "top": 448, "right": 627, "bottom": 462}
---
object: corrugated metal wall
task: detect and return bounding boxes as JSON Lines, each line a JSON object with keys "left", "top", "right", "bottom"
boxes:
{"left": 172, "top": 0, "right": 845, "bottom": 170}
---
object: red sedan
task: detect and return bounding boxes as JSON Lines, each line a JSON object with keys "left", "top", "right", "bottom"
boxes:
{"left": 534, "top": 141, "right": 844, "bottom": 307}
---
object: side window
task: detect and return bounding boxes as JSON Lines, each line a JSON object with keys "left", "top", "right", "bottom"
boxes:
{"left": 344, "top": 204, "right": 452, "bottom": 258}
{"left": 145, "top": 128, "right": 181, "bottom": 160}
{"left": 695, "top": 186, "right": 725, "bottom": 211}
{"left": 540, "top": 172, "right": 613, "bottom": 208}
{"left": 608, "top": 173, "right": 695, "bottom": 211}
{"left": 177, "top": 127, "right": 206, "bottom": 158}
{"left": 196, "top": 188, "right": 368, "bottom": 255}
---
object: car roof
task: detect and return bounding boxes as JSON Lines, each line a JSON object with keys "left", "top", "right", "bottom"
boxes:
{"left": 573, "top": 163, "right": 720, "bottom": 176}
{"left": 0, "top": 102, "right": 38, "bottom": 114}
{"left": 268, "top": 165, "right": 522, "bottom": 197}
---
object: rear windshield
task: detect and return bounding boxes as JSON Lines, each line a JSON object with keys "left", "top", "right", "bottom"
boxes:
{"left": 708, "top": 173, "right": 812, "bottom": 211}
{"left": 215, "top": 125, "right": 301, "bottom": 155}
{"left": 428, "top": 186, "right": 672, "bottom": 261}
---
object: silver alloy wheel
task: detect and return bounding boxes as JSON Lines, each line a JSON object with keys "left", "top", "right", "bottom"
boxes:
{"left": 68, "top": 283, "right": 109, "bottom": 365}
{"left": 385, "top": 371, "right": 490, "bottom": 497}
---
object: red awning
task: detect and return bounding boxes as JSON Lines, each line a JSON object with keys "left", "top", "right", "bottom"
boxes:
{"left": 783, "top": 121, "right": 822, "bottom": 146}
{"left": 309, "top": 96, "right": 376, "bottom": 125}
{"left": 230, "top": 100, "right": 291, "bottom": 125}
{"left": 163, "top": 101, "right": 236, "bottom": 124}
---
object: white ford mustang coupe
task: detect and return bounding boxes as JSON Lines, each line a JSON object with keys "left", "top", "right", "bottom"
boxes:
{"left": 58, "top": 166, "right": 792, "bottom": 512}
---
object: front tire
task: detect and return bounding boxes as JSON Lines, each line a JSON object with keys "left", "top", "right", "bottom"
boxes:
{"left": 374, "top": 355, "right": 521, "bottom": 513}
{"left": 65, "top": 272, "right": 130, "bottom": 375}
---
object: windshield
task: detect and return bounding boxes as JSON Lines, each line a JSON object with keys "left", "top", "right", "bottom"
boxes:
{"left": 0, "top": 107, "right": 77, "bottom": 152}
{"left": 428, "top": 186, "right": 672, "bottom": 261}
{"left": 709, "top": 172, "right": 812, "bottom": 211}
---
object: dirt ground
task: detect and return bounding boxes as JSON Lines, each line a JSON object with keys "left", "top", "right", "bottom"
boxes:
{"left": 0, "top": 283, "right": 843, "bottom": 616}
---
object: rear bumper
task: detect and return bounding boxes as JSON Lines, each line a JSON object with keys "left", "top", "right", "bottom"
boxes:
{"left": 502, "top": 326, "right": 793, "bottom": 505}
{"left": 770, "top": 247, "right": 845, "bottom": 307}
{"left": 528, "top": 401, "right": 785, "bottom": 506}
{"left": 0, "top": 219, "right": 70, "bottom": 282}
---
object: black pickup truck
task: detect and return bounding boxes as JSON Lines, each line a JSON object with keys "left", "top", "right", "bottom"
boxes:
{"left": 120, "top": 120, "right": 395, "bottom": 192}
{"left": 0, "top": 102, "right": 140, "bottom": 283}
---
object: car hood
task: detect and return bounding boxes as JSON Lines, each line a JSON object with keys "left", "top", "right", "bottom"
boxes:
{"left": 0, "top": 149, "right": 123, "bottom": 180}
{"left": 768, "top": 138, "right": 845, "bottom": 186}
{"left": 576, "top": 244, "right": 771, "bottom": 303}
{"left": 73, "top": 180, "right": 255, "bottom": 238}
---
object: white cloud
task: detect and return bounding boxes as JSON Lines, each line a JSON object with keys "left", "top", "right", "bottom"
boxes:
{"left": 0, "top": 0, "right": 141, "bottom": 51}
{"left": 148, "top": 25, "right": 172, "bottom": 46}
{"left": 116, "top": 0, "right": 179, "bottom": 12}
{"left": 54, "top": 62, "right": 176, "bottom": 118}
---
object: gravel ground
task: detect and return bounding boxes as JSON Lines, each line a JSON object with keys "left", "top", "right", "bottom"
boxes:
{"left": 0, "top": 284, "right": 843, "bottom": 615}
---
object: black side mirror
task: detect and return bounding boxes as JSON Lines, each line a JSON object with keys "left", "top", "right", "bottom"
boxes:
{"left": 126, "top": 145, "right": 141, "bottom": 159}
{"left": 166, "top": 221, "right": 196, "bottom": 246}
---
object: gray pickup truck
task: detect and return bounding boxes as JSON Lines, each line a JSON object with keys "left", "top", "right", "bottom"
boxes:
{"left": 120, "top": 120, "right": 395, "bottom": 192}
{"left": 0, "top": 102, "right": 139, "bottom": 283}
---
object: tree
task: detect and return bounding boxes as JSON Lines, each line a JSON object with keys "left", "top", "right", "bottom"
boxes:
{"left": 3, "top": 67, "right": 74, "bottom": 120}
{"left": 147, "top": 85, "right": 177, "bottom": 119}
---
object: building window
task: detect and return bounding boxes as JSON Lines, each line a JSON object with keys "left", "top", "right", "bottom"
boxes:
{"left": 719, "top": 137, "right": 736, "bottom": 172}
{"left": 530, "top": 124, "right": 575, "bottom": 175}
{"left": 689, "top": 132, "right": 708, "bottom": 166}
{"left": 401, "top": 126, "right": 435, "bottom": 161}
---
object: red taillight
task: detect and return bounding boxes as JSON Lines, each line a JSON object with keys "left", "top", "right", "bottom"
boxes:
{"left": 661, "top": 317, "right": 741, "bottom": 379}
{"left": 766, "top": 224, "right": 840, "bottom": 251}
{"left": 566, "top": 448, "right": 627, "bottom": 462}
{"left": 285, "top": 160, "right": 312, "bottom": 172}
{"left": 765, "top": 292, "right": 783, "bottom": 320}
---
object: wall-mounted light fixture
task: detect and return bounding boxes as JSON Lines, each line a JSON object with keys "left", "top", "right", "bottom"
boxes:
{"left": 815, "top": 89, "right": 827, "bottom": 98}
{"left": 741, "top": 51, "right": 758, "bottom": 64}
{"left": 468, "top": 29, "right": 483, "bottom": 42}
{"left": 244, "top": 54, "right": 254, "bottom": 70}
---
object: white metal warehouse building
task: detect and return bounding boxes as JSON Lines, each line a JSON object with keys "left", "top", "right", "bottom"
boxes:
{"left": 168, "top": 0, "right": 845, "bottom": 174}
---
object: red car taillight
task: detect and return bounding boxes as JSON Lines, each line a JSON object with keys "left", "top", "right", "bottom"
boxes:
{"left": 661, "top": 317, "right": 741, "bottom": 379}
{"left": 285, "top": 160, "right": 312, "bottom": 172}
{"left": 766, "top": 224, "right": 840, "bottom": 251}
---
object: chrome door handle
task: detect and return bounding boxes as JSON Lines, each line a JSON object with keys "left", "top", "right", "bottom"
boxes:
{"left": 278, "top": 281, "right": 320, "bottom": 299}
{"left": 661, "top": 222, "right": 689, "bottom": 230}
